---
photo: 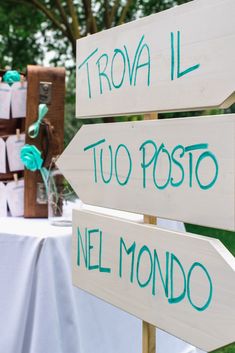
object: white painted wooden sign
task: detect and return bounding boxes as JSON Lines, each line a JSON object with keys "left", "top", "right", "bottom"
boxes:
{"left": 76, "top": 0, "right": 235, "bottom": 118}
{"left": 57, "top": 114, "right": 235, "bottom": 230}
{"left": 72, "top": 209, "right": 235, "bottom": 352}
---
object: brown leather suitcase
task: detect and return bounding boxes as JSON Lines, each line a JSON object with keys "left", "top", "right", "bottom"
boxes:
{"left": 24, "top": 65, "right": 65, "bottom": 218}
{"left": 0, "top": 66, "right": 65, "bottom": 218}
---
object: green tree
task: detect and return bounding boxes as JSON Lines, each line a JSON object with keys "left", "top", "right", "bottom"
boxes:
{"left": 0, "top": 2, "right": 45, "bottom": 70}
{"left": 7, "top": 0, "right": 190, "bottom": 63}
{"left": 8, "top": 0, "right": 139, "bottom": 60}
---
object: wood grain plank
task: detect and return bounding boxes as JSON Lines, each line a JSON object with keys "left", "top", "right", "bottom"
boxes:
{"left": 57, "top": 114, "right": 235, "bottom": 230}
{"left": 72, "top": 209, "right": 235, "bottom": 352}
{"left": 75, "top": 0, "right": 235, "bottom": 118}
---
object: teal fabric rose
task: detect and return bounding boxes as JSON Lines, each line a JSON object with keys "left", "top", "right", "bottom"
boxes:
{"left": 20, "top": 145, "right": 43, "bottom": 171}
{"left": 21, "top": 144, "right": 49, "bottom": 193}
{"left": 3, "top": 70, "right": 21, "bottom": 86}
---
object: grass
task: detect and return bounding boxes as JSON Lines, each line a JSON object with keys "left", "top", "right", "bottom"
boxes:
{"left": 185, "top": 224, "right": 235, "bottom": 353}
{"left": 212, "top": 344, "right": 235, "bottom": 353}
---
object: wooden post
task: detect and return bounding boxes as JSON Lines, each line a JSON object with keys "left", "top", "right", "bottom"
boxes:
{"left": 142, "top": 112, "right": 158, "bottom": 353}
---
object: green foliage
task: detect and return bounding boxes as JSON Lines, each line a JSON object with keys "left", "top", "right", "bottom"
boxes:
{"left": 0, "top": 2, "right": 44, "bottom": 70}
{"left": 212, "top": 343, "right": 235, "bottom": 353}
{"left": 64, "top": 70, "right": 79, "bottom": 146}
{"left": 138, "top": 0, "right": 191, "bottom": 16}
{"left": 185, "top": 224, "right": 235, "bottom": 257}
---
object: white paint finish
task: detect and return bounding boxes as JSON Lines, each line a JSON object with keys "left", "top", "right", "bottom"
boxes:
{"left": 72, "top": 209, "right": 235, "bottom": 352}
{"left": 76, "top": 0, "right": 235, "bottom": 118}
{"left": 57, "top": 114, "right": 235, "bottom": 230}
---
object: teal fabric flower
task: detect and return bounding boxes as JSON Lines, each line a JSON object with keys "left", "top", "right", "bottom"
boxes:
{"left": 21, "top": 144, "right": 50, "bottom": 194}
{"left": 2, "top": 70, "right": 21, "bottom": 86}
{"left": 20, "top": 145, "right": 43, "bottom": 171}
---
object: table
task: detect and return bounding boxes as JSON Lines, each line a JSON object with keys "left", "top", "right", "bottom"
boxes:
{"left": 0, "top": 209, "right": 205, "bottom": 353}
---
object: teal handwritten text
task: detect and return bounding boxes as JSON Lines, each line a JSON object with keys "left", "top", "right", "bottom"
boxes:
{"left": 83, "top": 139, "right": 219, "bottom": 190}
{"left": 77, "top": 35, "right": 151, "bottom": 98}
{"left": 77, "top": 227, "right": 111, "bottom": 273}
{"left": 119, "top": 236, "right": 213, "bottom": 311}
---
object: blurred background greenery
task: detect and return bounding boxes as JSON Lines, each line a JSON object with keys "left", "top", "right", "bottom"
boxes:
{"left": 0, "top": 1, "right": 234, "bottom": 352}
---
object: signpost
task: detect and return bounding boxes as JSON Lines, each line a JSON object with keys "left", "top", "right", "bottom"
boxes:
{"left": 57, "top": 114, "right": 235, "bottom": 231}
{"left": 76, "top": 0, "right": 235, "bottom": 118}
{"left": 57, "top": 0, "right": 235, "bottom": 351}
{"left": 72, "top": 209, "right": 235, "bottom": 352}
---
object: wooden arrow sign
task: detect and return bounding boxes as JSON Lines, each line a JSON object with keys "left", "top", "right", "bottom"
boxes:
{"left": 72, "top": 209, "right": 235, "bottom": 352}
{"left": 76, "top": 0, "right": 235, "bottom": 118}
{"left": 57, "top": 114, "right": 235, "bottom": 230}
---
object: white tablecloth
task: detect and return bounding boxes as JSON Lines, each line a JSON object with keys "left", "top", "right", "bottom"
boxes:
{"left": 0, "top": 212, "right": 205, "bottom": 353}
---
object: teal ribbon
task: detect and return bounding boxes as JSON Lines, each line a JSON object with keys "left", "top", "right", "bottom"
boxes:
{"left": 3, "top": 70, "right": 21, "bottom": 86}
{"left": 28, "top": 104, "right": 49, "bottom": 139}
{"left": 20, "top": 144, "right": 49, "bottom": 193}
